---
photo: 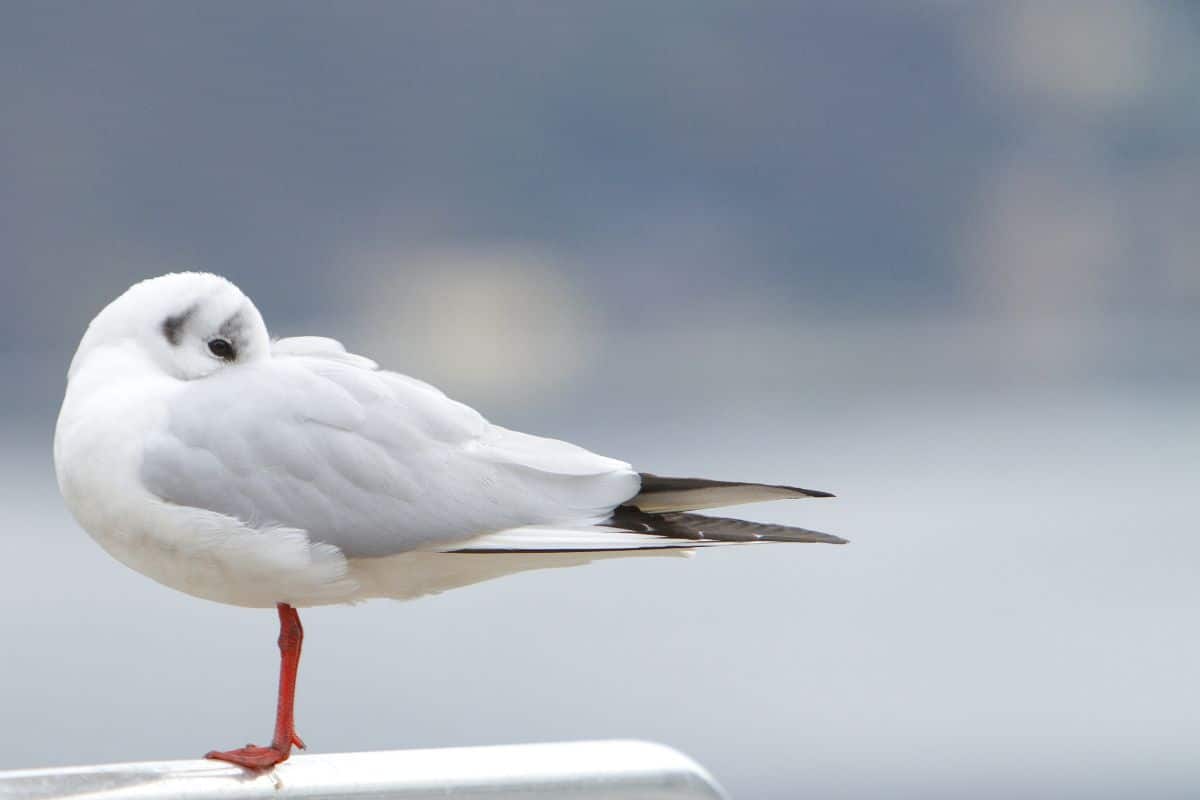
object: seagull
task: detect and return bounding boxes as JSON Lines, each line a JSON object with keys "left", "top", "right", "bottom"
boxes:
{"left": 53, "top": 272, "right": 844, "bottom": 770}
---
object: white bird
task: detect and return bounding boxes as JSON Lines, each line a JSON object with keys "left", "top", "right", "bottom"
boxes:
{"left": 54, "top": 272, "right": 844, "bottom": 769}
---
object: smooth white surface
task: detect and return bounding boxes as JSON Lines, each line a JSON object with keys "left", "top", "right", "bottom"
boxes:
{"left": 0, "top": 741, "right": 728, "bottom": 800}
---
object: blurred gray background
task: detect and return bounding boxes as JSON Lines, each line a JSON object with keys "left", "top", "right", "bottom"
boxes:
{"left": 2, "top": 2, "right": 1199, "bottom": 798}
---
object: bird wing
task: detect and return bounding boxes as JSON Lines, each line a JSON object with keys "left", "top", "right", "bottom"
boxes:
{"left": 140, "top": 337, "right": 640, "bottom": 557}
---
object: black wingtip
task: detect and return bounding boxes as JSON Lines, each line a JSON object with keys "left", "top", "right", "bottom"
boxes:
{"left": 611, "top": 506, "right": 847, "bottom": 546}
{"left": 759, "top": 528, "right": 848, "bottom": 545}
{"left": 636, "top": 473, "right": 836, "bottom": 502}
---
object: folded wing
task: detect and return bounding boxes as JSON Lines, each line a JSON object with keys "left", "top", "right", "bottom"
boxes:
{"left": 143, "top": 336, "right": 840, "bottom": 561}
{"left": 141, "top": 337, "right": 640, "bottom": 557}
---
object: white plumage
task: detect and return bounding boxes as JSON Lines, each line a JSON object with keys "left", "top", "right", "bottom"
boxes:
{"left": 55, "top": 272, "right": 841, "bottom": 609}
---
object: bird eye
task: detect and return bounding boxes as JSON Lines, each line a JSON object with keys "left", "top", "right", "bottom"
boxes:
{"left": 207, "top": 338, "right": 236, "bottom": 361}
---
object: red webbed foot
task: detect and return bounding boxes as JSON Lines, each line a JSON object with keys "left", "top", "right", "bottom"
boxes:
{"left": 205, "top": 604, "right": 306, "bottom": 771}
{"left": 205, "top": 744, "right": 291, "bottom": 770}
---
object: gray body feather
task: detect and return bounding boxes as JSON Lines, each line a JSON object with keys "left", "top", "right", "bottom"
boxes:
{"left": 142, "top": 337, "right": 842, "bottom": 557}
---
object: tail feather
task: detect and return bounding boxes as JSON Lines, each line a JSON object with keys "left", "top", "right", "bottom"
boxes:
{"left": 632, "top": 472, "right": 834, "bottom": 513}
{"left": 449, "top": 472, "right": 844, "bottom": 554}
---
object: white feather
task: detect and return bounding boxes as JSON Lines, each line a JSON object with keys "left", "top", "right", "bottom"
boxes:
{"left": 452, "top": 524, "right": 721, "bottom": 551}
{"left": 139, "top": 354, "right": 640, "bottom": 559}
{"left": 56, "top": 273, "right": 832, "bottom": 610}
{"left": 272, "top": 335, "right": 378, "bottom": 370}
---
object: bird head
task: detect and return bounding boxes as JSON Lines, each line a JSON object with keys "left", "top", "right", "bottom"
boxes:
{"left": 68, "top": 272, "right": 271, "bottom": 382}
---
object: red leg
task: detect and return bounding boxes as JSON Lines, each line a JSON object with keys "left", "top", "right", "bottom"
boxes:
{"left": 206, "top": 603, "right": 306, "bottom": 770}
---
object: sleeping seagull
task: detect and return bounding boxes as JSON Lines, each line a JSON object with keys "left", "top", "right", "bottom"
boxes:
{"left": 54, "top": 272, "right": 844, "bottom": 770}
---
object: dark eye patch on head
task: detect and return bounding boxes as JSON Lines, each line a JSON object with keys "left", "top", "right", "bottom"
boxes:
{"left": 208, "top": 309, "right": 249, "bottom": 361}
{"left": 161, "top": 304, "right": 199, "bottom": 346}
{"left": 218, "top": 310, "right": 247, "bottom": 342}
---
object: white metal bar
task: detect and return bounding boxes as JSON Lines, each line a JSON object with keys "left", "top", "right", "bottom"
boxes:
{"left": 0, "top": 739, "right": 729, "bottom": 800}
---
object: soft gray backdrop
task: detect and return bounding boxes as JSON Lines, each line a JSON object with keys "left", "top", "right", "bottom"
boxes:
{"left": 2, "top": 3, "right": 1198, "bottom": 799}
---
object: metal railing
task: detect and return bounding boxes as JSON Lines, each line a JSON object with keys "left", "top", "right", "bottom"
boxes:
{"left": 0, "top": 739, "right": 728, "bottom": 799}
